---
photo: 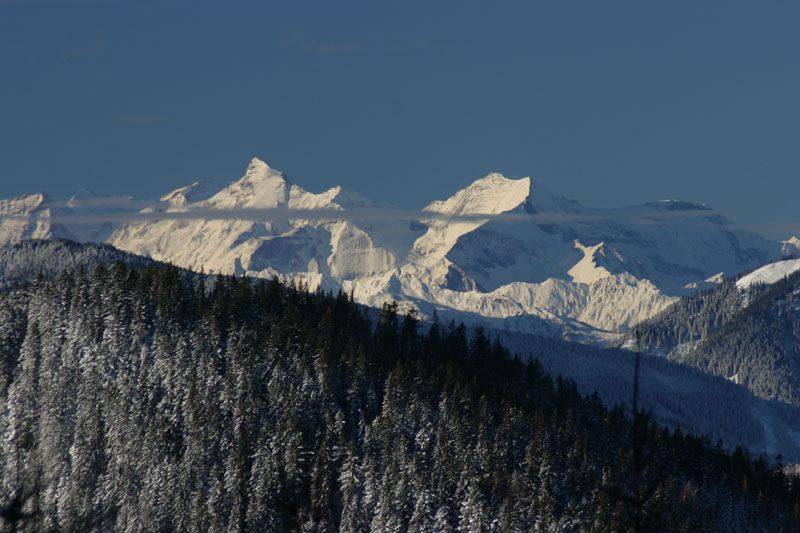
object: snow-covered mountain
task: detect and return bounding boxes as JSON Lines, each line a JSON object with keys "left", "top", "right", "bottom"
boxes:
{"left": 782, "top": 236, "right": 800, "bottom": 259}
{"left": 108, "top": 158, "right": 417, "bottom": 286}
{"left": 0, "top": 189, "right": 123, "bottom": 245}
{"left": 1, "top": 157, "right": 785, "bottom": 339}
{"left": 0, "top": 193, "right": 75, "bottom": 243}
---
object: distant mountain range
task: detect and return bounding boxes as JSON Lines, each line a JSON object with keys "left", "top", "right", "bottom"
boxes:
{"left": 1, "top": 157, "right": 794, "bottom": 340}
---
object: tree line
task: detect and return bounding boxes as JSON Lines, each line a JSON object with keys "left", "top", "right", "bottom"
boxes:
{"left": 1, "top": 260, "right": 799, "bottom": 531}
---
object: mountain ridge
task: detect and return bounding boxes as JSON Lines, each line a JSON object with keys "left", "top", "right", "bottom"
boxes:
{"left": 624, "top": 258, "right": 800, "bottom": 406}
{"left": 0, "top": 157, "right": 786, "bottom": 340}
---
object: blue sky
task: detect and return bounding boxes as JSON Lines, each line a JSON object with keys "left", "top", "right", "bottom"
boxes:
{"left": 1, "top": 1, "right": 798, "bottom": 239}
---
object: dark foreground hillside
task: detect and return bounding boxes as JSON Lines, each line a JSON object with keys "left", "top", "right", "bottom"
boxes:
{"left": 626, "top": 268, "right": 800, "bottom": 406}
{"left": 1, "top": 262, "right": 799, "bottom": 532}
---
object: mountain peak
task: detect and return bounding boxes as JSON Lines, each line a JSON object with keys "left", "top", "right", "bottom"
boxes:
{"left": 1, "top": 192, "right": 49, "bottom": 211}
{"left": 467, "top": 173, "right": 527, "bottom": 195}
{"left": 246, "top": 157, "right": 271, "bottom": 173}
{"left": 209, "top": 158, "right": 290, "bottom": 208}
{"left": 424, "top": 173, "right": 531, "bottom": 216}
{"left": 241, "top": 157, "right": 287, "bottom": 184}
{"left": 782, "top": 236, "right": 800, "bottom": 259}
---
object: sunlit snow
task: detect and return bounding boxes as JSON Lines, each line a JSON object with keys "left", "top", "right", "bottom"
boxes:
{"left": 736, "top": 258, "right": 800, "bottom": 291}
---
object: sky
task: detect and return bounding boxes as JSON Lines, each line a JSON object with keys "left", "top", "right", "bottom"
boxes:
{"left": 1, "top": 0, "right": 798, "bottom": 240}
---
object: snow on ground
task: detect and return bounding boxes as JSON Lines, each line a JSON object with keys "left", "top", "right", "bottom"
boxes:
{"left": 736, "top": 258, "right": 800, "bottom": 291}
{"left": 567, "top": 241, "right": 611, "bottom": 284}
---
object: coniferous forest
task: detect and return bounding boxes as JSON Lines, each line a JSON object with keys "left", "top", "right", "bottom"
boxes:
{"left": 627, "top": 269, "right": 800, "bottom": 406}
{"left": 1, "top": 260, "right": 800, "bottom": 532}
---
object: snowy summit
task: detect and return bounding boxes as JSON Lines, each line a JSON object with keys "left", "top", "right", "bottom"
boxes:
{"left": 0, "top": 157, "right": 783, "bottom": 340}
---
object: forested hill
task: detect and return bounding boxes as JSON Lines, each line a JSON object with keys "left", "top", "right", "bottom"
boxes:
{"left": 625, "top": 269, "right": 800, "bottom": 405}
{"left": 1, "top": 261, "right": 799, "bottom": 531}
{"left": 0, "top": 239, "right": 155, "bottom": 291}
{"left": 621, "top": 276, "right": 746, "bottom": 353}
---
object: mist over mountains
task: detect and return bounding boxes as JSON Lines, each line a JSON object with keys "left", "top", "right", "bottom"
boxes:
{"left": 1, "top": 157, "right": 789, "bottom": 342}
